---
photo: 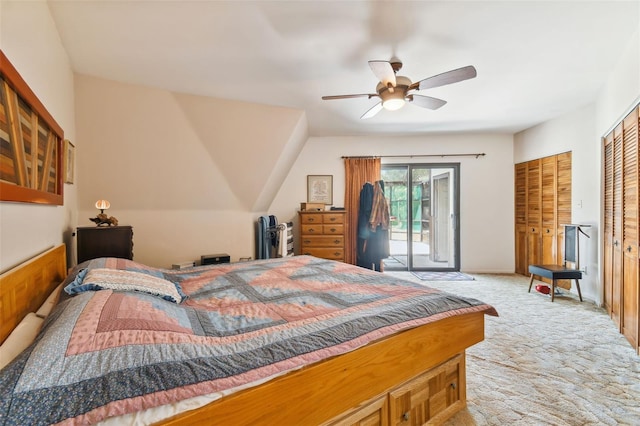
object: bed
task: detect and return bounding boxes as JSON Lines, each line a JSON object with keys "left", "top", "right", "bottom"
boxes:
{"left": 0, "top": 244, "right": 497, "bottom": 425}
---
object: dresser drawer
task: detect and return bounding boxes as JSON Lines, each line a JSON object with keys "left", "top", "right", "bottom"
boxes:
{"left": 322, "top": 214, "right": 344, "bottom": 224}
{"left": 323, "top": 224, "right": 344, "bottom": 235}
{"left": 301, "top": 214, "right": 324, "bottom": 224}
{"left": 301, "top": 247, "right": 344, "bottom": 261}
{"left": 301, "top": 235, "right": 344, "bottom": 247}
{"left": 301, "top": 224, "right": 323, "bottom": 234}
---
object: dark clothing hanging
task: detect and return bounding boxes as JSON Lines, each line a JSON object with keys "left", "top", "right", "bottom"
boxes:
{"left": 357, "top": 181, "right": 390, "bottom": 271}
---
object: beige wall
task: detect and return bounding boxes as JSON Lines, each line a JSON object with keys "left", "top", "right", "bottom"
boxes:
{"left": 0, "top": 0, "right": 77, "bottom": 272}
{"left": 74, "top": 75, "right": 307, "bottom": 268}
{"left": 270, "top": 133, "right": 516, "bottom": 273}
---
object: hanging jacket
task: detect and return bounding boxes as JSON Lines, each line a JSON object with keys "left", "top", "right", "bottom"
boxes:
{"left": 369, "top": 180, "right": 390, "bottom": 231}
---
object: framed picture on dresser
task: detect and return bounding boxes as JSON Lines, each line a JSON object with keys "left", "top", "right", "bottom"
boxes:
{"left": 307, "top": 175, "right": 333, "bottom": 205}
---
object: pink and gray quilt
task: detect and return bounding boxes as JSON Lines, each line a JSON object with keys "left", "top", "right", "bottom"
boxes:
{"left": 0, "top": 255, "right": 496, "bottom": 425}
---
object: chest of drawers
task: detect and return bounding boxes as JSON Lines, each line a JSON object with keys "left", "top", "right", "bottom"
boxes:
{"left": 299, "top": 211, "right": 346, "bottom": 262}
{"left": 77, "top": 226, "right": 134, "bottom": 263}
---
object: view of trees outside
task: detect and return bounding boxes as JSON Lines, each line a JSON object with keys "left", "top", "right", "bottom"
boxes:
{"left": 381, "top": 168, "right": 430, "bottom": 239}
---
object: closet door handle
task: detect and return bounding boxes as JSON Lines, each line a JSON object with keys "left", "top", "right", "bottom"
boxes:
{"left": 614, "top": 240, "right": 619, "bottom": 247}
{"left": 627, "top": 246, "right": 632, "bottom": 252}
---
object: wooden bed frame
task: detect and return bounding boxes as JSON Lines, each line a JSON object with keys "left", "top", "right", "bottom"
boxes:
{"left": 1, "top": 244, "right": 488, "bottom": 425}
{"left": 0, "top": 244, "right": 66, "bottom": 345}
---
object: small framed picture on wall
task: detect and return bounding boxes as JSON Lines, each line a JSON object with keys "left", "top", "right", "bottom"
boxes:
{"left": 307, "top": 175, "right": 333, "bottom": 205}
{"left": 64, "top": 139, "right": 75, "bottom": 184}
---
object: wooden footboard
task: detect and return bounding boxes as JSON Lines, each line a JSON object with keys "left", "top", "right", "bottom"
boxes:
{"left": 0, "top": 244, "right": 67, "bottom": 344}
{"left": 160, "top": 311, "right": 485, "bottom": 426}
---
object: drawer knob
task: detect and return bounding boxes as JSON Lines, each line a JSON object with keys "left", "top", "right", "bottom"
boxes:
{"left": 450, "top": 382, "right": 456, "bottom": 389}
{"left": 304, "top": 240, "right": 311, "bottom": 244}
{"left": 334, "top": 240, "right": 340, "bottom": 244}
{"left": 329, "top": 217, "right": 336, "bottom": 222}
{"left": 402, "top": 412, "right": 410, "bottom": 421}
{"left": 308, "top": 218, "right": 315, "bottom": 222}
{"left": 334, "top": 252, "right": 341, "bottom": 256}
{"left": 308, "top": 228, "right": 316, "bottom": 233}
{"left": 330, "top": 228, "right": 336, "bottom": 232}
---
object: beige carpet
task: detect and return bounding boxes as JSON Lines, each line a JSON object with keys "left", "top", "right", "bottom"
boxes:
{"left": 386, "top": 272, "right": 640, "bottom": 425}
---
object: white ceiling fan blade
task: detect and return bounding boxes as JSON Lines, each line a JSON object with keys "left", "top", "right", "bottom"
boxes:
{"left": 368, "top": 60, "right": 396, "bottom": 89}
{"left": 322, "top": 94, "right": 376, "bottom": 100}
{"left": 415, "top": 65, "right": 477, "bottom": 91}
{"left": 409, "top": 94, "right": 447, "bottom": 110}
{"left": 361, "top": 102, "right": 383, "bottom": 119}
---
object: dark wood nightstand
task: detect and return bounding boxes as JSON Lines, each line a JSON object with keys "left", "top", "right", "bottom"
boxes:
{"left": 77, "top": 226, "right": 134, "bottom": 263}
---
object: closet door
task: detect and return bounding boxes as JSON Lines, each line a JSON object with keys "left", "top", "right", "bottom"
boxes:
{"left": 555, "top": 152, "right": 572, "bottom": 289}
{"left": 527, "top": 160, "right": 542, "bottom": 267}
{"left": 514, "top": 163, "right": 528, "bottom": 274}
{"left": 603, "top": 134, "right": 614, "bottom": 315}
{"left": 612, "top": 123, "right": 624, "bottom": 330}
{"left": 622, "top": 108, "right": 639, "bottom": 349}
{"left": 541, "top": 156, "right": 557, "bottom": 265}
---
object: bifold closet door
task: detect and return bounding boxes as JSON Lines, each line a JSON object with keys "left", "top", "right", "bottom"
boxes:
{"left": 514, "top": 163, "right": 528, "bottom": 275}
{"left": 555, "top": 152, "right": 572, "bottom": 289}
{"left": 603, "top": 134, "right": 614, "bottom": 316}
{"left": 612, "top": 124, "right": 624, "bottom": 330}
{"left": 622, "top": 108, "right": 639, "bottom": 350}
{"left": 541, "top": 156, "right": 557, "bottom": 265}
{"left": 527, "top": 160, "right": 542, "bottom": 267}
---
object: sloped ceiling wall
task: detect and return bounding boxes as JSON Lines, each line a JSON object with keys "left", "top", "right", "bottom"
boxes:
{"left": 75, "top": 74, "right": 307, "bottom": 266}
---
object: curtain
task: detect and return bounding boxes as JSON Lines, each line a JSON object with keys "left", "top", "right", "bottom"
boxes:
{"left": 344, "top": 157, "right": 381, "bottom": 264}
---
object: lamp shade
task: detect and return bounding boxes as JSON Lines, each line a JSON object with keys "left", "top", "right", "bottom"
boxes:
{"left": 95, "top": 200, "right": 110, "bottom": 211}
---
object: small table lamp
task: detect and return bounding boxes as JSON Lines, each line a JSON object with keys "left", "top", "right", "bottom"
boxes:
{"left": 95, "top": 199, "right": 110, "bottom": 214}
{"left": 90, "top": 199, "right": 118, "bottom": 226}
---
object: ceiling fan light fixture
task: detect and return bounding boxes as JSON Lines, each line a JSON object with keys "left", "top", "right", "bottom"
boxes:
{"left": 382, "top": 97, "right": 405, "bottom": 111}
{"left": 381, "top": 89, "right": 406, "bottom": 111}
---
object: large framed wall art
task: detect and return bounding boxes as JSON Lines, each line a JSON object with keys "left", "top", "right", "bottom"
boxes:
{"left": 0, "top": 50, "right": 64, "bottom": 205}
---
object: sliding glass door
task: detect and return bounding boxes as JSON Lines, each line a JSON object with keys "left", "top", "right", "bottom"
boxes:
{"left": 382, "top": 164, "right": 460, "bottom": 271}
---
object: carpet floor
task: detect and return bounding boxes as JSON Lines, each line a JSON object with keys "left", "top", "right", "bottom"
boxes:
{"left": 386, "top": 272, "right": 640, "bottom": 425}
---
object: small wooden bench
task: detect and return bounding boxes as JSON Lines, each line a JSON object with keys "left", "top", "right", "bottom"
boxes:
{"left": 528, "top": 264, "right": 583, "bottom": 302}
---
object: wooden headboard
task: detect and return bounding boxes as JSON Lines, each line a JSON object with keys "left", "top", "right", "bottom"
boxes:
{"left": 0, "top": 244, "right": 67, "bottom": 344}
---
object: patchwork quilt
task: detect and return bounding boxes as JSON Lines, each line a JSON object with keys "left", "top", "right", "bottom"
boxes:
{"left": 0, "top": 256, "right": 497, "bottom": 425}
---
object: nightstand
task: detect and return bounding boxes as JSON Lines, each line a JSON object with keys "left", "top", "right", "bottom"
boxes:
{"left": 77, "top": 226, "right": 134, "bottom": 263}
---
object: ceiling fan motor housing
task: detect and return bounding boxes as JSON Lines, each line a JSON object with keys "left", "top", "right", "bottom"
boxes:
{"left": 377, "top": 76, "right": 411, "bottom": 110}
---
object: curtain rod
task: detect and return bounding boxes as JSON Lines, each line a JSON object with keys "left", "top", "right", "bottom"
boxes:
{"left": 341, "top": 153, "right": 486, "bottom": 159}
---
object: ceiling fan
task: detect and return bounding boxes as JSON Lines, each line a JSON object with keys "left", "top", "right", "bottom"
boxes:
{"left": 321, "top": 59, "right": 477, "bottom": 119}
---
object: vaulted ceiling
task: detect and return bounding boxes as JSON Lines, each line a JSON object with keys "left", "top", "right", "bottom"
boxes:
{"left": 48, "top": 0, "right": 639, "bottom": 136}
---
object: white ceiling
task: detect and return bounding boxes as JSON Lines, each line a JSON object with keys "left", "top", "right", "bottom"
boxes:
{"left": 48, "top": 0, "right": 639, "bottom": 137}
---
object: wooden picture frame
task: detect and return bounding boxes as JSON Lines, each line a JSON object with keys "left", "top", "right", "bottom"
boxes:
{"left": 64, "top": 140, "right": 75, "bottom": 184}
{"left": 0, "top": 50, "right": 64, "bottom": 205}
{"left": 307, "top": 175, "right": 333, "bottom": 205}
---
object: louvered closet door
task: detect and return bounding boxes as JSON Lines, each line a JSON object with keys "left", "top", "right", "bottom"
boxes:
{"left": 541, "top": 156, "right": 557, "bottom": 265}
{"left": 622, "top": 107, "right": 639, "bottom": 350}
{"left": 612, "top": 123, "right": 624, "bottom": 330}
{"left": 555, "top": 152, "right": 572, "bottom": 289}
{"left": 527, "top": 160, "right": 541, "bottom": 267}
{"left": 604, "top": 134, "right": 615, "bottom": 315}
{"left": 515, "top": 163, "right": 528, "bottom": 274}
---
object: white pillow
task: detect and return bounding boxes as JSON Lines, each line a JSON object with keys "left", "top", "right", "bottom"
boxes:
{"left": 0, "top": 313, "right": 43, "bottom": 370}
{"left": 35, "top": 283, "right": 63, "bottom": 318}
